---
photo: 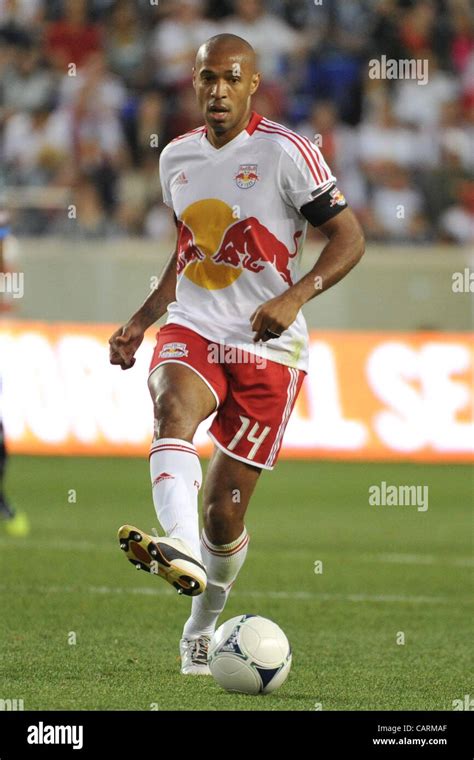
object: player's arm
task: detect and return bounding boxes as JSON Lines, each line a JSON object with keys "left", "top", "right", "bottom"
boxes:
{"left": 251, "top": 190, "right": 365, "bottom": 342}
{"left": 288, "top": 203, "right": 365, "bottom": 305}
{"left": 109, "top": 214, "right": 179, "bottom": 370}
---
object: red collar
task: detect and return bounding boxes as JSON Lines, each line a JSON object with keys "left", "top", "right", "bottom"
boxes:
{"left": 204, "top": 111, "right": 263, "bottom": 139}
{"left": 245, "top": 111, "right": 263, "bottom": 134}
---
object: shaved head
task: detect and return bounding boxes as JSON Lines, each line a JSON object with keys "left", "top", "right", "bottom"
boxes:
{"left": 196, "top": 34, "right": 257, "bottom": 73}
{"left": 193, "top": 34, "right": 261, "bottom": 147}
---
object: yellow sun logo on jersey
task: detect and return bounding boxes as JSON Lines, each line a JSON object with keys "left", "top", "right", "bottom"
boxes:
{"left": 176, "top": 199, "right": 299, "bottom": 291}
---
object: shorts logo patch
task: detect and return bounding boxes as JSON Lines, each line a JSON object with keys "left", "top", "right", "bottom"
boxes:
{"left": 159, "top": 342, "right": 188, "bottom": 359}
{"left": 235, "top": 164, "right": 259, "bottom": 189}
{"left": 329, "top": 187, "right": 347, "bottom": 207}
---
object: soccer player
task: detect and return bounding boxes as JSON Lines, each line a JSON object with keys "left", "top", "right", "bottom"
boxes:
{"left": 109, "top": 34, "right": 364, "bottom": 674}
{"left": 0, "top": 211, "right": 29, "bottom": 537}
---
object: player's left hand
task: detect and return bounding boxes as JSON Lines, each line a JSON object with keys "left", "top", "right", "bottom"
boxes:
{"left": 250, "top": 292, "right": 301, "bottom": 342}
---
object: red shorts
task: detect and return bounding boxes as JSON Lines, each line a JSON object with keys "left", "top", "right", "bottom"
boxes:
{"left": 149, "top": 323, "right": 306, "bottom": 470}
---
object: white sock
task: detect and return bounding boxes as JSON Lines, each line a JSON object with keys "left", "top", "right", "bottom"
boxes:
{"left": 182, "top": 527, "right": 250, "bottom": 639}
{"left": 149, "top": 438, "right": 202, "bottom": 559}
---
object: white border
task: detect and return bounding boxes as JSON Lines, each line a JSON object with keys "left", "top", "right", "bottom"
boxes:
{"left": 207, "top": 430, "right": 273, "bottom": 471}
{"left": 148, "top": 360, "right": 221, "bottom": 412}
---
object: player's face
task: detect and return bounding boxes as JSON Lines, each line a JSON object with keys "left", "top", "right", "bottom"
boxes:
{"left": 193, "top": 50, "right": 260, "bottom": 136}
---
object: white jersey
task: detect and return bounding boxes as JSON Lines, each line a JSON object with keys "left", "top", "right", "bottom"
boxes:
{"left": 159, "top": 111, "right": 336, "bottom": 371}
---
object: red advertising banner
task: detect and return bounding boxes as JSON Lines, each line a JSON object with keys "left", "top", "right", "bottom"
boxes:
{"left": 0, "top": 321, "right": 472, "bottom": 461}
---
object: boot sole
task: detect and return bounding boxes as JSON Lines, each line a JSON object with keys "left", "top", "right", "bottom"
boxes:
{"left": 118, "top": 524, "right": 207, "bottom": 596}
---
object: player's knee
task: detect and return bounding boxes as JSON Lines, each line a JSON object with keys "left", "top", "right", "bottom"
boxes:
{"left": 204, "top": 500, "right": 244, "bottom": 541}
{"left": 148, "top": 372, "right": 207, "bottom": 440}
{"left": 152, "top": 387, "right": 187, "bottom": 427}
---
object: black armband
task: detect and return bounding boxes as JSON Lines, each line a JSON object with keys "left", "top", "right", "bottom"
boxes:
{"left": 300, "top": 184, "right": 348, "bottom": 227}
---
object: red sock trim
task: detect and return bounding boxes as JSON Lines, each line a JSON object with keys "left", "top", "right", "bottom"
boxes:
{"left": 201, "top": 532, "right": 249, "bottom": 557}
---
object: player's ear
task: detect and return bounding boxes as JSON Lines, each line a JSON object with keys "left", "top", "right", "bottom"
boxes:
{"left": 192, "top": 67, "right": 196, "bottom": 90}
{"left": 250, "top": 72, "right": 261, "bottom": 96}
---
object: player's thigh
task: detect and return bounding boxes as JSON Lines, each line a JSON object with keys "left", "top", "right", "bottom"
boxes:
{"left": 209, "top": 359, "right": 306, "bottom": 470}
{"left": 148, "top": 324, "right": 227, "bottom": 433}
{"left": 202, "top": 447, "right": 261, "bottom": 541}
{"left": 149, "top": 362, "right": 215, "bottom": 425}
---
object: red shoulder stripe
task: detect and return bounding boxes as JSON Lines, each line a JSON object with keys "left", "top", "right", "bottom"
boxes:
{"left": 261, "top": 117, "right": 330, "bottom": 181}
{"left": 257, "top": 118, "right": 330, "bottom": 184}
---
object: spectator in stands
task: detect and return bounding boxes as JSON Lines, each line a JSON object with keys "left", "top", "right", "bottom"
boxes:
{"left": 436, "top": 99, "right": 473, "bottom": 171}
{"left": 331, "top": 0, "right": 372, "bottom": 57}
{"left": 439, "top": 179, "right": 474, "bottom": 244}
{"left": 0, "top": 0, "right": 43, "bottom": 33}
{"left": 116, "top": 153, "right": 162, "bottom": 237}
{"left": 398, "top": 0, "right": 435, "bottom": 57}
{"left": 460, "top": 49, "right": 474, "bottom": 109}
{"left": 393, "top": 50, "right": 459, "bottom": 128}
{"left": 250, "top": 87, "right": 286, "bottom": 123}
{"left": 3, "top": 101, "right": 72, "bottom": 184}
{"left": 368, "top": 0, "right": 404, "bottom": 61}
{"left": 45, "top": 0, "right": 103, "bottom": 71}
{"left": 151, "top": 0, "right": 218, "bottom": 90}
{"left": 0, "top": 40, "right": 55, "bottom": 121}
{"left": 59, "top": 49, "right": 127, "bottom": 115}
{"left": 464, "top": 99, "right": 474, "bottom": 164}
{"left": 220, "top": 0, "right": 305, "bottom": 84}
{"left": 134, "top": 90, "right": 166, "bottom": 159}
{"left": 165, "top": 83, "right": 205, "bottom": 139}
{"left": 51, "top": 175, "right": 123, "bottom": 239}
{"left": 0, "top": 0, "right": 469, "bottom": 244}
{"left": 58, "top": 51, "right": 129, "bottom": 212}
{"left": 362, "top": 162, "right": 430, "bottom": 243}
{"left": 359, "top": 94, "right": 424, "bottom": 171}
{"left": 450, "top": 2, "right": 474, "bottom": 77}
{"left": 105, "top": 0, "right": 150, "bottom": 89}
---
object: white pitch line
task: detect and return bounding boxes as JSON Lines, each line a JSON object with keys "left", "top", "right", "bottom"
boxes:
{"left": 0, "top": 537, "right": 106, "bottom": 552}
{"left": 0, "top": 538, "right": 471, "bottom": 568}
{"left": 371, "top": 553, "right": 474, "bottom": 567}
{"left": 0, "top": 583, "right": 468, "bottom": 605}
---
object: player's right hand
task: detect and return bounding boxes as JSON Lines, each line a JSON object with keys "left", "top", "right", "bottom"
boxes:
{"left": 108, "top": 321, "right": 145, "bottom": 370}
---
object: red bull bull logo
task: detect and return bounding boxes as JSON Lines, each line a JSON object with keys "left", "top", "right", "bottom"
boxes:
{"left": 329, "top": 187, "right": 346, "bottom": 207}
{"left": 159, "top": 342, "right": 189, "bottom": 358}
{"left": 234, "top": 164, "right": 259, "bottom": 189}
{"left": 176, "top": 199, "right": 302, "bottom": 290}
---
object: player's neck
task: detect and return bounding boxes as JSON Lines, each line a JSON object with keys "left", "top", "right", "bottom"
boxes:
{"left": 205, "top": 111, "right": 252, "bottom": 149}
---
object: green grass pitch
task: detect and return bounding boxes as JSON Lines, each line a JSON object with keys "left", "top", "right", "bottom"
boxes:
{"left": 0, "top": 455, "right": 471, "bottom": 711}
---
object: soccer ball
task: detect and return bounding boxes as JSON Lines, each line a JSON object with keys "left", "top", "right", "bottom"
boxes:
{"left": 208, "top": 614, "right": 292, "bottom": 695}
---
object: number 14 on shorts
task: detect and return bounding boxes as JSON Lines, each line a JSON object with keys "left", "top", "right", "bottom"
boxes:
{"left": 228, "top": 415, "right": 271, "bottom": 460}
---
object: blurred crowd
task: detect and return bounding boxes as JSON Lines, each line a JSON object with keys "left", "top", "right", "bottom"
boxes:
{"left": 0, "top": 0, "right": 472, "bottom": 245}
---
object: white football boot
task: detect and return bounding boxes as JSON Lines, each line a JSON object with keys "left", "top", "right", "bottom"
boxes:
{"left": 179, "top": 635, "right": 212, "bottom": 675}
{"left": 118, "top": 524, "right": 207, "bottom": 596}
